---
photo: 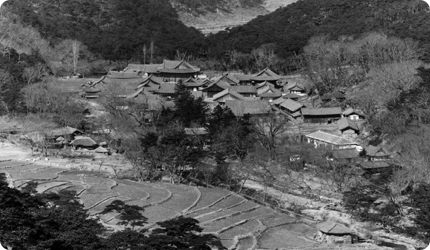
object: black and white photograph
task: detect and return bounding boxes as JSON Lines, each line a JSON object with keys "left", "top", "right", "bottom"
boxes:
{"left": 1, "top": 0, "right": 430, "bottom": 249}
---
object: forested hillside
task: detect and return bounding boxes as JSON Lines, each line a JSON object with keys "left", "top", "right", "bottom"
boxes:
{"left": 5, "top": 0, "right": 205, "bottom": 62}
{"left": 205, "top": 0, "right": 430, "bottom": 61}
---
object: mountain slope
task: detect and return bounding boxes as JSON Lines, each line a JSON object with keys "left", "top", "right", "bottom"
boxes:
{"left": 170, "top": 0, "right": 298, "bottom": 34}
{"left": 205, "top": 0, "right": 430, "bottom": 60}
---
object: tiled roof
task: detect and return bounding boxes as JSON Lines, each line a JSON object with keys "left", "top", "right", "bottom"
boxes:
{"left": 158, "top": 60, "right": 200, "bottom": 73}
{"left": 273, "top": 97, "right": 287, "bottom": 105}
{"left": 254, "top": 68, "right": 280, "bottom": 78}
{"left": 283, "top": 93, "right": 301, "bottom": 99}
{"left": 257, "top": 84, "right": 281, "bottom": 98}
{"left": 251, "top": 75, "right": 279, "bottom": 81}
{"left": 154, "top": 83, "right": 176, "bottom": 94}
{"left": 256, "top": 81, "right": 269, "bottom": 89}
{"left": 203, "top": 80, "right": 231, "bottom": 92}
{"left": 301, "top": 107, "right": 342, "bottom": 116}
{"left": 285, "top": 82, "right": 305, "bottom": 91}
{"left": 337, "top": 117, "right": 359, "bottom": 131}
{"left": 343, "top": 107, "right": 366, "bottom": 117}
{"left": 230, "top": 85, "right": 257, "bottom": 94}
{"left": 212, "top": 89, "right": 245, "bottom": 101}
{"left": 280, "top": 99, "right": 303, "bottom": 112}
{"left": 137, "top": 75, "right": 164, "bottom": 89}
{"left": 233, "top": 74, "right": 253, "bottom": 81}
{"left": 365, "top": 145, "right": 391, "bottom": 157}
{"left": 225, "top": 100, "right": 271, "bottom": 116}
{"left": 257, "top": 85, "right": 270, "bottom": 95}
{"left": 108, "top": 71, "right": 142, "bottom": 79}
{"left": 183, "top": 77, "right": 204, "bottom": 88}
{"left": 306, "top": 130, "right": 357, "bottom": 146}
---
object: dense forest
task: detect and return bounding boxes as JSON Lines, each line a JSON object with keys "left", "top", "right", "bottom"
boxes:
{"left": 5, "top": 0, "right": 205, "bottom": 62}
{"left": 205, "top": 0, "right": 430, "bottom": 61}
{"left": 5, "top": 0, "right": 430, "bottom": 66}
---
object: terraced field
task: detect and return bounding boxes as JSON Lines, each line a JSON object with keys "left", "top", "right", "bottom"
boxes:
{"left": 0, "top": 160, "right": 323, "bottom": 249}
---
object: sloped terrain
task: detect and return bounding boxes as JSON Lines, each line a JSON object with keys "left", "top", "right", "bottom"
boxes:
{"left": 0, "top": 160, "right": 325, "bottom": 249}
{"left": 171, "top": 0, "right": 298, "bottom": 34}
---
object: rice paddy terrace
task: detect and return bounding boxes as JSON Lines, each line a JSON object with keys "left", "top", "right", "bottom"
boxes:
{"left": 0, "top": 160, "right": 387, "bottom": 250}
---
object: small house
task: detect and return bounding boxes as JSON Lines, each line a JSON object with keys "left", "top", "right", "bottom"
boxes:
{"left": 342, "top": 108, "right": 365, "bottom": 121}
{"left": 316, "top": 221, "right": 353, "bottom": 244}
{"left": 305, "top": 130, "right": 357, "bottom": 149}
{"left": 365, "top": 145, "right": 391, "bottom": 161}
{"left": 337, "top": 117, "right": 359, "bottom": 135}
{"left": 47, "top": 126, "right": 83, "bottom": 142}
{"left": 284, "top": 82, "right": 306, "bottom": 94}
{"left": 302, "top": 107, "right": 342, "bottom": 124}
{"left": 279, "top": 99, "right": 304, "bottom": 118}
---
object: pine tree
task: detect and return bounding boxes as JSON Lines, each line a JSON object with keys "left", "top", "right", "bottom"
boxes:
{"left": 174, "top": 80, "right": 208, "bottom": 127}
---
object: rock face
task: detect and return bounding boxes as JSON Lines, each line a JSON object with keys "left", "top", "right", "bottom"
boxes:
{"left": 170, "top": 0, "right": 298, "bottom": 34}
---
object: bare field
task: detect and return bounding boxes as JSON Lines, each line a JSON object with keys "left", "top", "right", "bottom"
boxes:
{"left": 0, "top": 147, "right": 333, "bottom": 250}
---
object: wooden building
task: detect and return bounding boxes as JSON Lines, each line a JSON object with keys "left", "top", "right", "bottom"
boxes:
{"left": 123, "top": 60, "right": 200, "bottom": 82}
{"left": 302, "top": 107, "right": 342, "bottom": 123}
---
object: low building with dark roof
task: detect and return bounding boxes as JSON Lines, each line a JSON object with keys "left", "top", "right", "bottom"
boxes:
{"left": 257, "top": 84, "right": 282, "bottom": 101}
{"left": 284, "top": 82, "right": 306, "bottom": 94}
{"left": 183, "top": 77, "right": 205, "bottom": 91}
{"left": 279, "top": 99, "right": 304, "bottom": 114}
{"left": 224, "top": 100, "right": 272, "bottom": 117}
{"left": 230, "top": 85, "right": 257, "bottom": 97}
{"left": 212, "top": 89, "right": 246, "bottom": 103}
{"left": 202, "top": 80, "right": 231, "bottom": 98}
{"left": 153, "top": 83, "right": 176, "bottom": 99}
{"left": 365, "top": 145, "right": 391, "bottom": 161}
{"left": 342, "top": 108, "right": 366, "bottom": 120}
{"left": 302, "top": 107, "right": 342, "bottom": 124}
{"left": 337, "top": 117, "right": 359, "bottom": 135}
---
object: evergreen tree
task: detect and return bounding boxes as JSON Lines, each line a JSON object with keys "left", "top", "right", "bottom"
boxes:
{"left": 174, "top": 80, "right": 208, "bottom": 127}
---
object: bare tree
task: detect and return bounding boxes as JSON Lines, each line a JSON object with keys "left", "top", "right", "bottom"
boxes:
{"left": 251, "top": 114, "right": 290, "bottom": 160}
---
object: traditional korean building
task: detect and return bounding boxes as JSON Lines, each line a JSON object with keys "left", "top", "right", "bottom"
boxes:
{"left": 153, "top": 83, "right": 176, "bottom": 99}
{"left": 278, "top": 99, "right": 304, "bottom": 119}
{"left": 122, "top": 60, "right": 200, "bottom": 82}
{"left": 212, "top": 89, "right": 246, "bottom": 103}
{"left": 284, "top": 82, "right": 306, "bottom": 94}
{"left": 342, "top": 108, "right": 366, "bottom": 121}
{"left": 230, "top": 85, "right": 257, "bottom": 97}
{"left": 301, "top": 107, "right": 342, "bottom": 123}
{"left": 202, "top": 80, "right": 231, "bottom": 98}
{"left": 183, "top": 77, "right": 205, "bottom": 92}
{"left": 257, "top": 83, "right": 282, "bottom": 101}
{"left": 337, "top": 117, "right": 359, "bottom": 135}
{"left": 136, "top": 75, "right": 164, "bottom": 92}
{"left": 224, "top": 100, "right": 271, "bottom": 117}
